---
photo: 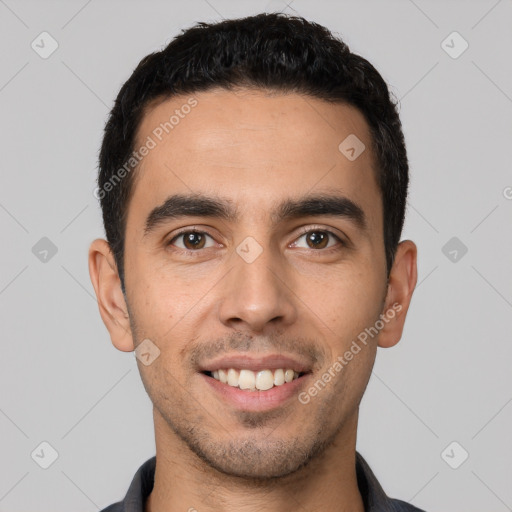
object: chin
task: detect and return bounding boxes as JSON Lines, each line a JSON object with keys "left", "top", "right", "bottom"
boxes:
{"left": 187, "top": 435, "right": 330, "bottom": 481}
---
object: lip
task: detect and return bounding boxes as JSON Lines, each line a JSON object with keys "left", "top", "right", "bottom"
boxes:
{"left": 198, "top": 353, "right": 312, "bottom": 373}
{"left": 200, "top": 371, "right": 312, "bottom": 412}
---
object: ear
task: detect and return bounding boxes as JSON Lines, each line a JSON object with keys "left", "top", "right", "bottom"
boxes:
{"left": 88, "top": 238, "right": 135, "bottom": 352}
{"left": 378, "top": 240, "right": 418, "bottom": 348}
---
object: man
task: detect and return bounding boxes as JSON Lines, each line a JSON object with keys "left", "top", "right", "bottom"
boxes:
{"left": 89, "top": 12, "right": 422, "bottom": 512}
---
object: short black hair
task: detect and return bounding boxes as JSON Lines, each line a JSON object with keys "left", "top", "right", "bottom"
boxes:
{"left": 97, "top": 12, "right": 409, "bottom": 294}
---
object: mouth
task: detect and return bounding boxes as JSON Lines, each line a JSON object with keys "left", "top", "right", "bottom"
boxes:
{"left": 198, "top": 355, "right": 313, "bottom": 411}
{"left": 201, "top": 368, "right": 308, "bottom": 392}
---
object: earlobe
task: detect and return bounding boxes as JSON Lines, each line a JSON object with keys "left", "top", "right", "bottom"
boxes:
{"left": 88, "top": 238, "right": 135, "bottom": 352}
{"left": 378, "top": 240, "right": 418, "bottom": 349}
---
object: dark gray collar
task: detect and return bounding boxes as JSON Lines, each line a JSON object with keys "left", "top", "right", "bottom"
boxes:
{"left": 104, "top": 451, "right": 425, "bottom": 512}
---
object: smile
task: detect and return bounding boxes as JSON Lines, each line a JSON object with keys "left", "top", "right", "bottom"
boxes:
{"left": 205, "top": 368, "right": 303, "bottom": 391}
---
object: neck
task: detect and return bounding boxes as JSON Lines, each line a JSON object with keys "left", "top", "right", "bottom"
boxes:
{"left": 145, "top": 409, "right": 365, "bottom": 512}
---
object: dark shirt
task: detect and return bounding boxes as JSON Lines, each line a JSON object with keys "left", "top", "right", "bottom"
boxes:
{"left": 100, "top": 451, "right": 426, "bottom": 512}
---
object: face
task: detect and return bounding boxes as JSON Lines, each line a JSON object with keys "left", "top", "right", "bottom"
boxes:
{"left": 91, "top": 87, "right": 414, "bottom": 480}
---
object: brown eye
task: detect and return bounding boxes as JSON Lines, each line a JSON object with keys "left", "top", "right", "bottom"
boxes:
{"left": 169, "top": 231, "right": 215, "bottom": 250}
{"left": 292, "top": 229, "right": 342, "bottom": 250}
{"left": 305, "top": 231, "right": 329, "bottom": 249}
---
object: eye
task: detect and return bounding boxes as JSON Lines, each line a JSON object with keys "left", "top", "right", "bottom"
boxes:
{"left": 168, "top": 229, "right": 217, "bottom": 251}
{"left": 291, "top": 228, "right": 344, "bottom": 251}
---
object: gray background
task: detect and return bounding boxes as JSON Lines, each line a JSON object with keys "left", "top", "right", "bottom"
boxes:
{"left": 1, "top": 0, "right": 511, "bottom": 511}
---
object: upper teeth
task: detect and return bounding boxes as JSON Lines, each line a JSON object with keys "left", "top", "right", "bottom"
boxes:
{"left": 211, "top": 368, "right": 299, "bottom": 391}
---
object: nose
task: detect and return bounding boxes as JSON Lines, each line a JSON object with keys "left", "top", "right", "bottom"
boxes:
{"left": 217, "top": 241, "right": 298, "bottom": 334}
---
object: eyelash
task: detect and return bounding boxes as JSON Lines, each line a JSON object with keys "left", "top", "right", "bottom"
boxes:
{"left": 166, "top": 226, "right": 346, "bottom": 255}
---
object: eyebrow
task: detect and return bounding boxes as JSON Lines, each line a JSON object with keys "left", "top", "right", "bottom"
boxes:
{"left": 143, "top": 192, "right": 367, "bottom": 238}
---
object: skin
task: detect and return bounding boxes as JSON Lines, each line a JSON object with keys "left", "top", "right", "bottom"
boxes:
{"left": 89, "top": 87, "right": 417, "bottom": 512}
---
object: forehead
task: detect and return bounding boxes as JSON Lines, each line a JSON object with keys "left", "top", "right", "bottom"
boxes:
{"left": 128, "top": 88, "right": 382, "bottom": 234}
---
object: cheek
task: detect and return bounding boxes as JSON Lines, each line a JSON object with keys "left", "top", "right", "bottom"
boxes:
{"left": 133, "top": 271, "right": 217, "bottom": 356}
{"left": 131, "top": 260, "right": 199, "bottom": 322}
{"left": 297, "top": 266, "right": 383, "bottom": 341}
{"left": 132, "top": 244, "right": 217, "bottom": 306}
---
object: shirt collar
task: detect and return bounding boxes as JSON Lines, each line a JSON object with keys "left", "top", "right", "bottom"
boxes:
{"left": 112, "top": 451, "right": 417, "bottom": 512}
